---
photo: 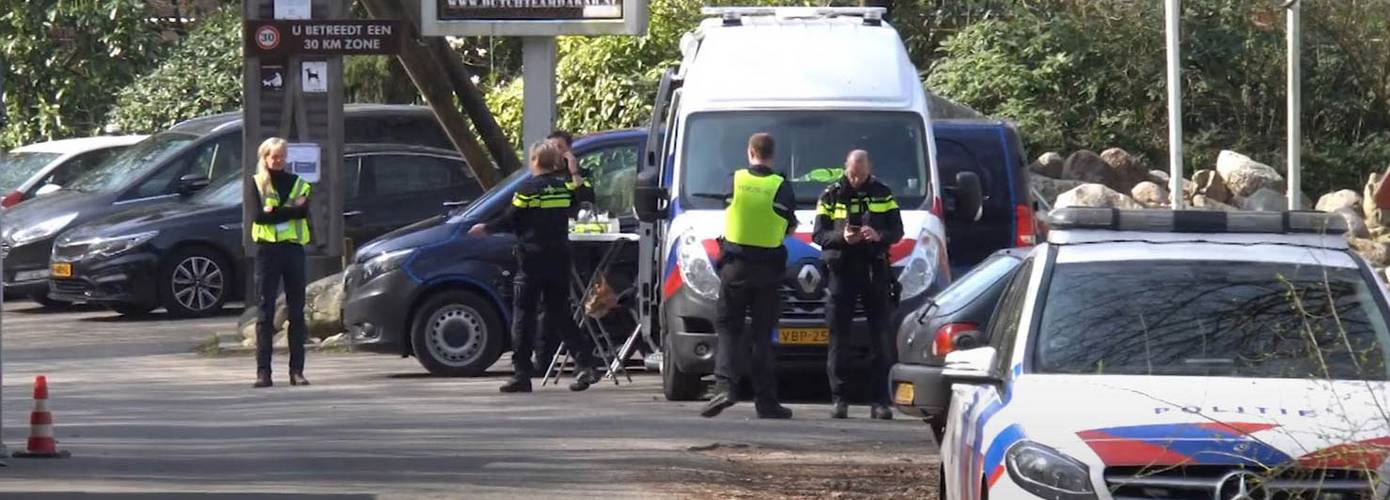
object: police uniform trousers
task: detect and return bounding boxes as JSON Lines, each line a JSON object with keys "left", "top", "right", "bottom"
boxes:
{"left": 826, "top": 258, "right": 896, "bottom": 404}
{"left": 510, "top": 246, "right": 597, "bottom": 378}
{"left": 714, "top": 257, "right": 782, "bottom": 405}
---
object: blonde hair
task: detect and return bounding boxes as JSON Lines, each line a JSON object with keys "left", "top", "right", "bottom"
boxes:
{"left": 253, "top": 137, "right": 288, "bottom": 197}
{"left": 529, "top": 141, "right": 563, "bottom": 173}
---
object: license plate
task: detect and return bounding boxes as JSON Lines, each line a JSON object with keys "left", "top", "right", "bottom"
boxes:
{"left": 894, "top": 382, "right": 915, "bottom": 405}
{"left": 50, "top": 263, "right": 72, "bottom": 278}
{"left": 778, "top": 328, "right": 829, "bottom": 345}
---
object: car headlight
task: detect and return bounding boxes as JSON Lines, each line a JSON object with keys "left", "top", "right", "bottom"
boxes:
{"left": 10, "top": 212, "right": 78, "bottom": 246}
{"left": 677, "top": 231, "right": 720, "bottom": 301}
{"left": 362, "top": 248, "right": 413, "bottom": 282}
{"left": 62, "top": 231, "right": 159, "bottom": 261}
{"left": 1005, "top": 441, "right": 1098, "bottom": 500}
{"left": 896, "top": 236, "right": 941, "bottom": 300}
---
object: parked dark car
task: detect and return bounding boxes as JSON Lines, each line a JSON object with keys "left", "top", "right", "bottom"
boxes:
{"left": 48, "top": 144, "right": 481, "bottom": 317}
{"left": 341, "top": 129, "right": 644, "bottom": 376}
{"left": 934, "top": 119, "right": 1034, "bottom": 276}
{"left": 2, "top": 104, "right": 450, "bottom": 307}
{"left": 889, "top": 247, "right": 1028, "bottom": 438}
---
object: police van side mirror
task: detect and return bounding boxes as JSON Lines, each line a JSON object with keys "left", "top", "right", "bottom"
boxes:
{"left": 634, "top": 168, "right": 668, "bottom": 222}
{"left": 942, "top": 346, "right": 1001, "bottom": 384}
{"left": 947, "top": 171, "right": 983, "bottom": 223}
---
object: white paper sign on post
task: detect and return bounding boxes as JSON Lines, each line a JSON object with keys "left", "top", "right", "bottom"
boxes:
{"left": 274, "top": 0, "right": 311, "bottom": 20}
{"left": 287, "top": 143, "right": 321, "bottom": 184}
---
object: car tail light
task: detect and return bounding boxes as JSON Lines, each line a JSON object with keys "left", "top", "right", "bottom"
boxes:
{"left": 931, "top": 197, "right": 944, "bottom": 219}
{"left": 1015, "top": 204, "right": 1036, "bottom": 246}
{"left": 1, "top": 191, "right": 23, "bottom": 208}
{"left": 932, "top": 322, "right": 979, "bottom": 357}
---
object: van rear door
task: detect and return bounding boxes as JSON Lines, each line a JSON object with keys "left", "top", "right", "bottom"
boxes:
{"left": 935, "top": 123, "right": 1027, "bottom": 274}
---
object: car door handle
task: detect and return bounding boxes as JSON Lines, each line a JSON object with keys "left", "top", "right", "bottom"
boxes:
{"left": 343, "top": 210, "right": 364, "bottom": 218}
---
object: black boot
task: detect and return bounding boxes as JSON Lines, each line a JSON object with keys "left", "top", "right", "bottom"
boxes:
{"left": 830, "top": 399, "right": 848, "bottom": 419}
{"left": 756, "top": 401, "right": 793, "bottom": 420}
{"left": 289, "top": 373, "right": 311, "bottom": 386}
{"left": 499, "top": 376, "right": 532, "bottom": 393}
{"left": 253, "top": 371, "right": 273, "bottom": 389}
{"left": 701, "top": 383, "right": 738, "bottom": 418}
{"left": 569, "top": 368, "right": 599, "bottom": 392}
{"left": 871, "top": 404, "right": 894, "bottom": 420}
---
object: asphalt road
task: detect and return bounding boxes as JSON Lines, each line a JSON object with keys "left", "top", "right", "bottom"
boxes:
{"left": 0, "top": 302, "right": 936, "bottom": 498}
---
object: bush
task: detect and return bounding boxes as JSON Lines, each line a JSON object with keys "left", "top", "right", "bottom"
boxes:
{"left": 107, "top": 8, "right": 242, "bottom": 134}
{"left": 1, "top": 0, "right": 164, "bottom": 147}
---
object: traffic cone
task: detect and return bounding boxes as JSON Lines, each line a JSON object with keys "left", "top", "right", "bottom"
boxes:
{"left": 13, "top": 375, "right": 69, "bottom": 458}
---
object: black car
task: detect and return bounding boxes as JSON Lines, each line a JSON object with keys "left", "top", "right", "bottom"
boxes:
{"left": 889, "top": 247, "right": 1027, "bottom": 438}
{"left": 341, "top": 129, "right": 645, "bottom": 376}
{"left": 2, "top": 104, "right": 450, "bottom": 307}
{"left": 48, "top": 144, "right": 481, "bottom": 317}
{"left": 934, "top": 119, "right": 1035, "bottom": 276}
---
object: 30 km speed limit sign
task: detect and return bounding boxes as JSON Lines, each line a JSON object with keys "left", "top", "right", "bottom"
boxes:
{"left": 255, "top": 25, "right": 281, "bottom": 51}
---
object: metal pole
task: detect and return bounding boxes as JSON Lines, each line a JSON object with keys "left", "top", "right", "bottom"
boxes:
{"left": 1286, "top": 0, "right": 1302, "bottom": 210}
{"left": 521, "top": 37, "right": 558, "bottom": 149}
{"left": 1165, "top": 0, "right": 1184, "bottom": 209}
{"left": 1, "top": 204, "right": 8, "bottom": 465}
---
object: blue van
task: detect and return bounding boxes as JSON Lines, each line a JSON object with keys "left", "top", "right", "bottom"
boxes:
{"left": 341, "top": 129, "right": 645, "bottom": 376}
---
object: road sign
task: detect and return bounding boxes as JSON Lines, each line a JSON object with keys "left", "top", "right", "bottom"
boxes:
{"left": 243, "top": 20, "right": 402, "bottom": 57}
{"left": 301, "top": 61, "right": 328, "bottom": 93}
{"left": 422, "top": 0, "right": 647, "bottom": 36}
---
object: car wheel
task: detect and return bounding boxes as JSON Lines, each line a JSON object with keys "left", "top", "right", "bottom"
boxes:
{"left": 160, "top": 247, "right": 231, "bottom": 318}
{"left": 410, "top": 290, "right": 503, "bottom": 377}
{"left": 661, "top": 342, "right": 704, "bottom": 401}
{"left": 928, "top": 415, "right": 946, "bottom": 444}
{"left": 29, "top": 293, "right": 72, "bottom": 309}
{"left": 108, "top": 302, "right": 156, "bottom": 317}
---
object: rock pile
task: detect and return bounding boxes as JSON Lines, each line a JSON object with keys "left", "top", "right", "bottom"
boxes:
{"left": 1030, "top": 148, "right": 1390, "bottom": 276}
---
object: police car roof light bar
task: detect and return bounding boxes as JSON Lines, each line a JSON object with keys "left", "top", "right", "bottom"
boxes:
{"left": 698, "top": 7, "right": 887, "bottom": 20}
{"left": 1047, "top": 207, "right": 1347, "bottom": 235}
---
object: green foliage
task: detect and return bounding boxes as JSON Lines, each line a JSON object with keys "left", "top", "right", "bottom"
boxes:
{"left": 926, "top": 0, "right": 1390, "bottom": 194}
{"left": 108, "top": 7, "right": 242, "bottom": 135}
{"left": 0, "top": 0, "right": 164, "bottom": 147}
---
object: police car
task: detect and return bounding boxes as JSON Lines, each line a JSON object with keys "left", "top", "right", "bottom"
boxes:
{"left": 937, "top": 208, "right": 1390, "bottom": 500}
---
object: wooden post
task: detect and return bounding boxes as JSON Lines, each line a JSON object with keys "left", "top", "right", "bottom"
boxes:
{"left": 359, "top": 0, "right": 502, "bottom": 188}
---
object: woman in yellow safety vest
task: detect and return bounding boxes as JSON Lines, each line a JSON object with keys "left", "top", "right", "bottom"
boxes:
{"left": 250, "top": 137, "right": 313, "bottom": 388}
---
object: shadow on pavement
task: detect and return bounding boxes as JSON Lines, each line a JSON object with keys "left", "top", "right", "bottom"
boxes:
{"left": 0, "top": 495, "right": 374, "bottom": 500}
{"left": 79, "top": 307, "right": 244, "bottom": 323}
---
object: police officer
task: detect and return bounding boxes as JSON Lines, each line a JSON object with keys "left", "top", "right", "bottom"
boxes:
{"left": 250, "top": 137, "right": 313, "bottom": 388}
{"left": 812, "top": 150, "right": 903, "bottom": 419}
{"left": 701, "top": 133, "right": 795, "bottom": 420}
{"left": 469, "top": 141, "right": 601, "bottom": 393}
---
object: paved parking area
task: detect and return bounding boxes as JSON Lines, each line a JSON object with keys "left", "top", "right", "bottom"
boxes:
{"left": 0, "top": 302, "right": 936, "bottom": 498}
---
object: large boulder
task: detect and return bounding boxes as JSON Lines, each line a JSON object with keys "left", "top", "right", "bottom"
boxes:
{"left": 1235, "top": 188, "right": 1288, "bottom": 212}
{"left": 1148, "top": 170, "right": 1171, "bottom": 185}
{"left": 1055, "top": 184, "right": 1144, "bottom": 210}
{"left": 1191, "top": 194, "right": 1238, "bottom": 212}
{"left": 1061, "top": 150, "right": 1114, "bottom": 186}
{"left": 1029, "top": 173, "right": 1084, "bottom": 209}
{"left": 1348, "top": 237, "right": 1390, "bottom": 267}
{"left": 1334, "top": 207, "right": 1372, "bottom": 239}
{"left": 1099, "top": 148, "right": 1149, "bottom": 193}
{"left": 1316, "top": 189, "right": 1362, "bottom": 213}
{"left": 1363, "top": 173, "right": 1390, "bottom": 230}
{"left": 1191, "top": 169, "right": 1231, "bottom": 203}
{"left": 1030, "top": 152, "right": 1065, "bottom": 178}
{"left": 1131, "top": 181, "right": 1169, "bottom": 208}
{"left": 1215, "top": 150, "right": 1286, "bottom": 198}
{"left": 238, "top": 272, "right": 345, "bottom": 346}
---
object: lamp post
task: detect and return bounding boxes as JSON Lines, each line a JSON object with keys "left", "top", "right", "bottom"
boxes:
{"left": 1284, "top": 0, "right": 1302, "bottom": 210}
{"left": 1165, "top": 0, "right": 1184, "bottom": 208}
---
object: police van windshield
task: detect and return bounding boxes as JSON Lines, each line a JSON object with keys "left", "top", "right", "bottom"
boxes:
{"left": 679, "top": 111, "right": 929, "bottom": 210}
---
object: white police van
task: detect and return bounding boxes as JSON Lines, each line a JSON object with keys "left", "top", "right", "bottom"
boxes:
{"left": 632, "top": 7, "right": 984, "bottom": 401}
{"left": 937, "top": 208, "right": 1390, "bottom": 500}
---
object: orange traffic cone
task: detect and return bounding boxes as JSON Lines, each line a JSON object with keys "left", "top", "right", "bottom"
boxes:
{"left": 13, "top": 375, "right": 69, "bottom": 458}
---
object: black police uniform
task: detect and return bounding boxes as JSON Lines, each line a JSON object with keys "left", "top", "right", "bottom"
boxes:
{"left": 811, "top": 176, "right": 904, "bottom": 410}
{"left": 484, "top": 172, "right": 598, "bottom": 389}
{"left": 702, "top": 164, "right": 798, "bottom": 419}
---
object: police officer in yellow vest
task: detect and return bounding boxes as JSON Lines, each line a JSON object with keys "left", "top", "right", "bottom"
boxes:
{"left": 250, "top": 137, "right": 313, "bottom": 388}
{"left": 812, "top": 150, "right": 903, "bottom": 419}
{"left": 701, "top": 133, "right": 796, "bottom": 420}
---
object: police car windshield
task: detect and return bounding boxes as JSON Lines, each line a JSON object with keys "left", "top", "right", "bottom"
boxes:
{"left": 679, "top": 111, "right": 929, "bottom": 210}
{"left": 1035, "top": 260, "right": 1390, "bottom": 381}
{"left": 68, "top": 132, "right": 197, "bottom": 193}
